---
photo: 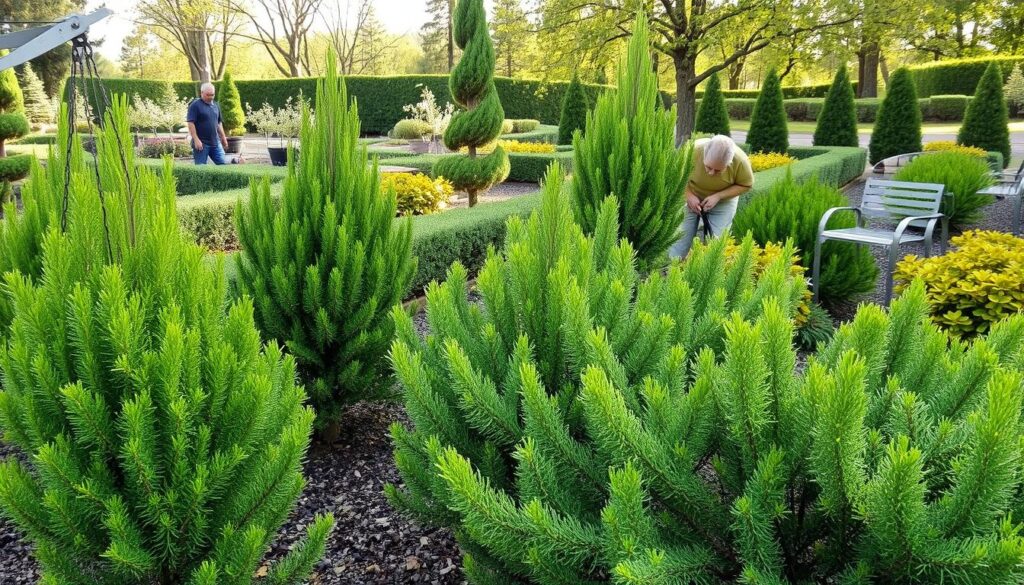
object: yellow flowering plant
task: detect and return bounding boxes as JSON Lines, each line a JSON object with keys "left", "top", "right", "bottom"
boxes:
{"left": 381, "top": 172, "right": 454, "bottom": 215}
{"left": 463, "top": 139, "right": 557, "bottom": 154}
{"left": 748, "top": 151, "right": 797, "bottom": 172}
{"left": 923, "top": 140, "right": 988, "bottom": 158}
{"left": 895, "top": 230, "right": 1024, "bottom": 338}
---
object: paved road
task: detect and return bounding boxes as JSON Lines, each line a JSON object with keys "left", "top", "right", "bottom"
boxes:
{"left": 731, "top": 130, "right": 1024, "bottom": 161}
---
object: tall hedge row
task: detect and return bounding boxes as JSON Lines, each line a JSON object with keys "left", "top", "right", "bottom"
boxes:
{"left": 695, "top": 80, "right": 860, "bottom": 99}
{"left": 84, "top": 76, "right": 663, "bottom": 135}
{"left": 909, "top": 55, "right": 1024, "bottom": 97}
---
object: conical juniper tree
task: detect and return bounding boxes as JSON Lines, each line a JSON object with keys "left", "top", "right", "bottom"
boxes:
{"left": 236, "top": 55, "right": 415, "bottom": 438}
{"left": 694, "top": 72, "right": 730, "bottom": 137}
{"left": 558, "top": 74, "right": 589, "bottom": 145}
{"left": 746, "top": 69, "right": 789, "bottom": 154}
{"left": 958, "top": 61, "right": 1011, "bottom": 164}
{"left": 869, "top": 67, "right": 922, "bottom": 164}
{"left": 433, "top": 0, "right": 510, "bottom": 207}
{"left": 394, "top": 259, "right": 1024, "bottom": 583}
{"left": 572, "top": 12, "right": 693, "bottom": 270}
{"left": 0, "top": 98, "right": 333, "bottom": 585}
{"left": 387, "top": 162, "right": 811, "bottom": 583}
{"left": 813, "top": 65, "right": 858, "bottom": 147}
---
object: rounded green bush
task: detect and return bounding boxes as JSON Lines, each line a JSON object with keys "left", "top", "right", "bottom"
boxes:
{"left": 894, "top": 151, "right": 995, "bottom": 228}
{"left": 732, "top": 172, "right": 878, "bottom": 304}
{"left": 0, "top": 153, "right": 31, "bottom": 182}
{"left": 501, "top": 119, "right": 515, "bottom": 134}
{"left": 511, "top": 119, "right": 539, "bottom": 133}
{"left": 0, "top": 112, "right": 29, "bottom": 141}
{"left": 694, "top": 72, "right": 730, "bottom": 136}
{"left": 392, "top": 118, "right": 433, "bottom": 139}
{"left": 433, "top": 145, "right": 510, "bottom": 193}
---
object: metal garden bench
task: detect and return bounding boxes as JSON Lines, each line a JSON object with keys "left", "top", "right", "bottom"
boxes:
{"left": 813, "top": 178, "right": 947, "bottom": 305}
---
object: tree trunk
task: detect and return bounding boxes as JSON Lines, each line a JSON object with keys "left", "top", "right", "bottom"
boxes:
{"left": 859, "top": 42, "right": 879, "bottom": 98}
{"left": 728, "top": 60, "right": 743, "bottom": 90}
{"left": 856, "top": 51, "right": 865, "bottom": 97}
{"left": 673, "top": 54, "right": 697, "bottom": 145}
{"left": 186, "top": 30, "right": 212, "bottom": 83}
{"left": 879, "top": 54, "right": 890, "bottom": 85}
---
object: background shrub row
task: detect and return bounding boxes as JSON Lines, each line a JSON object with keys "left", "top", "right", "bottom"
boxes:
{"left": 908, "top": 55, "right": 1024, "bottom": 97}
{"left": 717, "top": 95, "right": 984, "bottom": 123}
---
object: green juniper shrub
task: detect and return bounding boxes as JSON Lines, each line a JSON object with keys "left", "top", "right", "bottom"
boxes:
{"left": 733, "top": 172, "right": 878, "bottom": 304}
{"left": 0, "top": 58, "right": 29, "bottom": 191}
{"left": 390, "top": 188, "right": 1024, "bottom": 585}
{"left": 391, "top": 118, "right": 433, "bottom": 139}
{"left": 434, "top": 0, "right": 510, "bottom": 207}
{"left": 813, "top": 65, "right": 858, "bottom": 147}
{"left": 138, "top": 137, "right": 193, "bottom": 158}
{"left": 0, "top": 97, "right": 334, "bottom": 585}
{"left": 694, "top": 72, "right": 730, "bottom": 136}
{"left": 797, "top": 301, "right": 835, "bottom": 350}
{"left": 869, "top": 68, "right": 922, "bottom": 164}
{"left": 746, "top": 69, "right": 789, "bottom": 154}
{"left": 958, "top": 62, "right": 1011, "bottom": 164}
{"left": 572, "top": 13, "right": 693, "bottom": 270}
{"left": 236, "top": 56, "right": 415, "bottom": 438}
{"left": 18, "top": 63, "right": 53, "bottom": 126}
{"left": 894, "top": 150, "right": 995, "bottom": 229}
{"left": 511, "top": 119, "right": 540, "bottom": 133}
{"left": 558, "top": 74, "right": 589, "bottom": 145}
{"left": 219, "top": 71, "right": 246, "bottom": 137}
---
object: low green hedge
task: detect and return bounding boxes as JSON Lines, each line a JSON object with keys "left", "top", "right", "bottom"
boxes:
{"left": 501, "top": 124, "right": 559, "bottom": 143}
{"left": 737, "top": 146, "right": 867, "bottom": 211}
{"left": 909, "top": 56, "right": 1024, "bottom": 97}
{"left": 137, "top": 158, "right": 287, "bottom": 195}
{"left": 178, "top": 184, "right": 263, "bottom": 250}
{"left": 385, "top": 150, "right": 573, "bottom": 183}
{"left": 11, "top": 133, "right": 57, "bottom": 145}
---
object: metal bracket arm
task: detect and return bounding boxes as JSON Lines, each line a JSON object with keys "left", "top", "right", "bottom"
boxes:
{"left": 0, "top": 7, "right": 113, "bottom": 71}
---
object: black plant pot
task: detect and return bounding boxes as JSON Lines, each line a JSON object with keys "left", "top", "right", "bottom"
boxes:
{"left": 226, "top": 136, "right": 243, "bottom": 154}
{"left": 267, "top": 146, "right": 298, "bottom": 166}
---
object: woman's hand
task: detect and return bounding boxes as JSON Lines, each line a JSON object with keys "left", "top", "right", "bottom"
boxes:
{"left": 686, "top": 193, "right": 702, "bottom": 213}
{"left": 701, "top": 193, "right": 722, "bottom": 211}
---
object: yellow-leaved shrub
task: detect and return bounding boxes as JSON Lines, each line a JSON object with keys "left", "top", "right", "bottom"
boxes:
{"left": 464, "top": 139, "right": 557, "bottom": 154}
{"left": 923, "top": 140, "right": 988, "bottom": 158}
{"left": 748, "top": 151, "right": 797, "bottom": 172}
{"left": 381, "top": 172, "right": 454, "bottom": 215}
{"left": 895, "top": 230, "right": 1024, "bottom": 337}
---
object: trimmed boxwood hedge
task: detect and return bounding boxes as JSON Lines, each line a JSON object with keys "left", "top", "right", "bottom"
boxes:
{"left": 136, "top": 158, "right": 287, "bottom": 195}
{"left": 695, "top": 81, "right": 859, "bottom": 99}
{"left": 385, "top": 150, "right": 573, "bottom": 182}
{"left": 84, "top": 77, "right": 670, "bottom": 136}
{"left": 909, "top": 56, "right": 1024, "bottom": 97}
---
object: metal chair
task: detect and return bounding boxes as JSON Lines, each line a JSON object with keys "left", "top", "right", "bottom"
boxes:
{"left": 1005, "top": 174, "right": 1024, "bottom": 236}
{"left": 978, "top": 159, "right": 1024, "bottom": 201}
{"left": 813, "top": 179, "right": 947, "bottom": 305}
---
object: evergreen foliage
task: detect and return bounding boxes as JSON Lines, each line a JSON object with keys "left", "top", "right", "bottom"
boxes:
{"left": 434, "top": 0, "right": 510, "bottom": 207}
{"left": 813, "top": 65, "right": 858, "bottom": 147}
{"left": 694, "top": 72, "right": 730, "bottom": 137}
{"left": 388, "top": 162, "right": 814, "bottom": 583}
{"left": 392, "top": 202, "right": 1024, "bottom": 582}
{"left": 18, "top": 63, "right": 52, "bottom": 125}
{"left": 746, "top": 69, "right": 788, "bottom": 154}
{"left": 0, "top": 52, "right": 29, "bottom": 191}
{"left": 868, "top": 68, "right": 922, "bottom": 164}
{"left": 958, "top": 62, "right": 1011, "bottom": 164}
{"left": 558, "top": 74, "right": 589, "bottom": 145}
{"left": 894, "top": 151, "right": 995, "bottom": 228}
{"left": 0, "top": 54, "right": 23, "bottom": 113}
{"left": 732, "top": 172, "right": 878, "bottom": 304}
{"left": 219, "top": 71, "right": 246, "bottom": 137}
{"left": 236, "top": 56, "right": 415, "bottom": 437}
{"left": 0, "top": 98, "right": 333, "bottom": 584}
{"left": 1005, "top": 64, "right": 1024, "bottom": 117}
{"left": 571, "top": 13, "right": 693, "bottom": 269}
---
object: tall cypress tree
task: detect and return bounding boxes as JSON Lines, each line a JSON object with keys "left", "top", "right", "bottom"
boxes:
{"left": 958, "top": 62, "right": 1011, "bottom": 164}
{"left": 18, "top": 63, "right": 52, "bottom": 125}
{"left": 433, "top": 0, "right": 510, "bottom": 207}
{"left": 236, "top": 55, "right": 415, "bottom": 438}
{"left": 747, "top": 69, "right": 788, "bottom": 153}
{"left": 558, "top": 74, "right": 589, "bottom": 145}
{"left": 869, "top": 68, "right": 922, "bottom": 164}
{"left": 695, "top": 72, "right": 730, "bottom": 136}
{"left": 218, "top": 71, "right": 246, "bottom": 136}
{"left": 571, "top": 12, "right": 693, "bottom": 269}
{"left": 813, "top": 65, "right": 858, "bottom": 147}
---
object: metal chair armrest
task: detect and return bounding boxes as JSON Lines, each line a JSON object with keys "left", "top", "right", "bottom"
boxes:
{"left": 817, "top": 206, "right": 862, "bottom": 236}
{"left": 893, "top": 213, "right": 943, "bottom": 242}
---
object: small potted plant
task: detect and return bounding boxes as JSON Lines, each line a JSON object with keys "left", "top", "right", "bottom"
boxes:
{"left": 247, "top": 96, "right": 304, "bottom": 166}
{"left": 220, "top": 72, "right": 246, "bottom": 153}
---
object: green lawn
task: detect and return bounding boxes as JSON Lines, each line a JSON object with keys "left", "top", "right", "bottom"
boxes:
{"left": 729, "top": 119, "right": 1024, "bottom": 134}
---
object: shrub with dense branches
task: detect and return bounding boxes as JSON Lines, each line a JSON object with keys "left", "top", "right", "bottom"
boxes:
{"left": 572, "top": 12, "right": 693, "bottom": 269}
{"left": 0, "top": 98, "right": 333, "bottom": 585}
{"left": 869, "top": 68, "right": 922, "bottom": 164}
{"left": 219, "top": 71, "right": 246, "bottom": 137}
{"left": 813, "top": 65, "right": 858, "bottom": 147}
{"left": 236, "top": 56, "right": 415, "bottom": 438}
{"left": 958, "top": 61, "right": 1011, "bottom": 164}
{"left": 747, "top": 69, "right": 788, "bottom": 154}
{"left": 558, "top": 74, "right": 588, "bottom": 145}
{"left": 694, "top": 72, "right": 730, "bottom": 137}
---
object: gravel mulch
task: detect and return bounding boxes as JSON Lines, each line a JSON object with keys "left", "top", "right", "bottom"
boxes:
{"left": 826, "top": 175, "right": 1020, "bottom": 324}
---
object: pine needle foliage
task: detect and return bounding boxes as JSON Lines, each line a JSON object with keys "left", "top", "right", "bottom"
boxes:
{"left": 869, "top": 68, "right": 922, "bottom": 165}
{"left": 389, "top": 162, "right": 1024, "bottom": 581}
{"left": 0, "top": 98, "right": 333, "bottom": 585}
{"left": 236, "top": 56, "right": 415, "bottom": 435}
{"left": 558, "top": 74, "right": 589, "bottom": 145}
{"left": 958, "top": 62, "right": 1011, "bottom": 164}
{"left": 813, "top": 65, "right": 858, "bottom": 147}
{"left": 695, "top": 72, "right": 730, "bottom": 137}
{"left": 434, "top": 0, "right": 510, "bottom": 207}
{"left": 18, "top": 63, "right": 53, "bottom": 125}
{"left": 746, "top": 69, "right": 788, "bottom": 154}
{"left": 388, "top": 162, "right": 811, "bottom": 583}
{"left": 571, "top": 12, "right": 694, "bottom": 270}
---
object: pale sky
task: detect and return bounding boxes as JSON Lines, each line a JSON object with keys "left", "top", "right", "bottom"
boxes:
{"left": 85, "top": 0, "right": 448, "bottom": 62}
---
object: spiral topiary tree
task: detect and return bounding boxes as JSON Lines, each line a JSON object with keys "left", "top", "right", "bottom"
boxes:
{"left": 869, "top": 68, "right": 921, "bottom": 164}
{"left": 558, "top": 74, "right": 589, "bottom": 145}
{"left": 433, "top": 0, "right": 510, "bottom": 207}
{"left": 219, "top": 71, "right": 246, "bottom": 137}
{"left": 813, "top": 65, "right": 858, "bottom": 147}
{"left": 958, "top": 62, "right": 1011, "bottom": 165}
{"left": 747, "top": 69, "right": 788, "bottom": 154}
{"left": 694, "top": 72, "right": 730, "bottom": 137}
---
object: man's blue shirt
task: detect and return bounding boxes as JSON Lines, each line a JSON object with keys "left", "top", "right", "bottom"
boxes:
{"left": 187, "top": 99, "right": 222, "bottom": 146}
